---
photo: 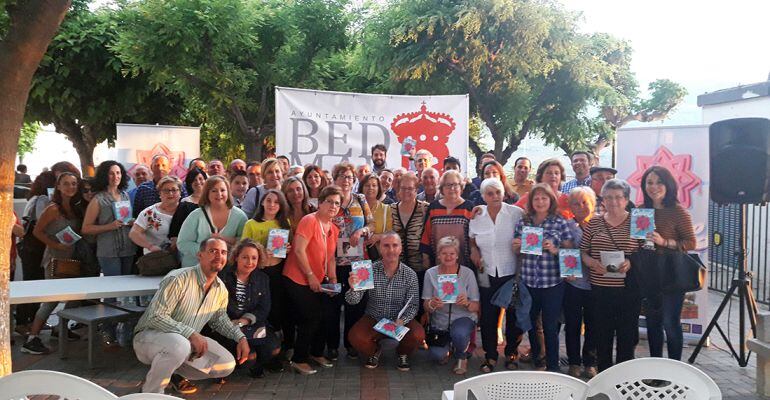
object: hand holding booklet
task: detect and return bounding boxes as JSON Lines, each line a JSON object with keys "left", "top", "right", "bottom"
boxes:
{"left": 600, "top": 250, "right": 626, "bottom": 278}
{"left": 559, "top": 249, "right": 583, "bottom": 278}
{"left": 266, "top": 228, "right": 290, "bottom": 258}
{"left": 351, "top": 260, "right": 374, "bottom": 291}
{"left": 372, "top": 296, "right": 412, "bottom": 341}
{"left": 55, "top": 226, "right": 81, "bottom": 245}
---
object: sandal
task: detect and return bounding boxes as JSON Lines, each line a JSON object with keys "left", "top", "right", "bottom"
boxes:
{"left": 479, "top": 358, "right": 497, "bottom": 373}
{"left": 505, "top": 354, "right": 519, "bottom": 370}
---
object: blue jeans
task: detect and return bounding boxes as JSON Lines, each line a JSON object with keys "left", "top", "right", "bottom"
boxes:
{"left": 527, "top": 282, "right": 565, "bottom": 371}
{"left": 428, "top": 317, "right": 476, "bottom": 361}
{"left": 646, "top": 291, "right": 685, "bottom": 360}
{"left": 563, "top": 284, "right": 597, "bottom": 367}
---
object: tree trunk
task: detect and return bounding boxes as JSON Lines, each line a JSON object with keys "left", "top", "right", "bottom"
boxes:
{"left": 54, "top": 120, "right": 97, "bottom": 177}
{"left": 0, "top": 0, "right": 71, "bottom": 376}
{"left": 74, "top": 141, "right": 96, "bottom": 177}
{"left": 244, "top": 126, "right": 261, "bottom": 162}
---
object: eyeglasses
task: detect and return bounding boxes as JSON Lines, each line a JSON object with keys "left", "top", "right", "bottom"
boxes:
{"left": 323, "top": 199, "right": 341, "bottom": 207}
{"left": 444, "top": 183, "right": 462, "bottom": 189}
{"left": 339, "top": 175, "right": 355, "bottom": 181}
{"left": 400, "top": 186, "right": 417, "bottom": 192}
{"left": 82, "top": 188, "right": 94, "bottom": 193}
{"left": 161, "top": 188, "right": 180, "bottom": 194}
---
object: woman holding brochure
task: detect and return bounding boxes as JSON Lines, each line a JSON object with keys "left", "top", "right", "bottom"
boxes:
{"left": 512, "top": 183, "right": 574, "bottom": 372}
{"left": 423, "top": 236, "right": 480, "bottom": 375}
{"left": 282, "top": 185, "right": 341, "bottom": 375}
{"left": 22, "top": 172, "right": 86, "bottom": 355}
{"left": 639, "top": 166, "right": 696, "bottom": 361}
{"left": 580, "top": 178, "right": 641, "bottom": 371}
{"left": 469, "top": 178, "right": 525, "bottom": 373}
{"left": 242, "top": 188, "right": 295, "bottom": 357}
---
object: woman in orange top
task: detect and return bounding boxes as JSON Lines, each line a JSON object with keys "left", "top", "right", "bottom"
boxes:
{"left": 283, "top": 185, "right": 342, "bottom": 375}
{"left": 515, "top": 158, "right": 573, "bottom": 219}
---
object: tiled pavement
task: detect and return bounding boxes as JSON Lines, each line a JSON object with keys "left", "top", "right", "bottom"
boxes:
{"left": 10, "top": 290, "right": 770, "bottom": 399}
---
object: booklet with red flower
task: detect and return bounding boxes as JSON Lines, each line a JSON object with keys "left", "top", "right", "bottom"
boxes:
{"left": 521, "top": 226, "right": 544, "bottom": 255}
{"left": 55, "top": 225, "right": 82, "bottom": 245}
{"left": 559, "top": 249, "right": 583, "bottom": 278}
{"left": 374, "top": 318, "right": 410, "bottom": 341}
{"left": 266, "top": 228, "right": 290, "bottom": 258}
{"left": 630, "top": 208, "right": 655, "bottom": 239}
{"left": 437, "top": 273, "right": 459, "bottom": 303}
{"left": 112, "top": 200, "right": 133, "bottom": 224}
{"left": 400, "top": 137, "right": 417, "bottom": 156}
{"left": 351, "top": 260, "right": 374, "bottom": 291}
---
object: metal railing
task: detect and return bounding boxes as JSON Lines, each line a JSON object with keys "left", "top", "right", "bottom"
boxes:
{"left": 708, "top": 201, "right": 770, "bottom": 305}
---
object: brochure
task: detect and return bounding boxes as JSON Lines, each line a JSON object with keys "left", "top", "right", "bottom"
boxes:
{"left": 112, "top": 200, "right": 133, "bottom": 224}
{"left": 186, "top": 351, "right": 219, "bottom": 374}
{"left": 266, "top": 228, "right": 290, "bottom": 258}
{"left": 337, "top": 237, "right": 363, "bottom": 258}
{"left": 373, "top": 318, "right": 410, "bottom": 341}
{"left": 351, "top": 260, "right": 374, "bottom": 291}
{"left": 437, "top": 273, "right": 459, "bottom": 303}
{"left": 47, "top": 187, "right": 54, "bottom": 199}
{"left": 559, "top": 249, "right": 583, "bottom": 278}
{"left": 400, "top": 137, "right": 417, "bottom": 156}
{"left": 320, "top": 283, "right": 342, "bottom": 294}
{"left": 521, "top": 226, "right": 544, "bottom": 255}
{"left": 55, "top": 226, "right": 81, "bottom": 245}
{"left": 600, "top": 250, "right": 626, "bottom": 278}
{"left": 630, "top": 208, "right": 655, "bottom": 240}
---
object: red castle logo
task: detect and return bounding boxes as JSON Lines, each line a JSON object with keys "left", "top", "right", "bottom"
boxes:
{"left": 391, "top": 103, "right": 456, "bottom": 172}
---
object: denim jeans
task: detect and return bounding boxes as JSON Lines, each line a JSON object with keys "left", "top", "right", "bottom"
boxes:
{"left": 563, "top": 283, "right": 597, "bottom": 367}
{"left": 646, "top": 290, "right": 685, "bottom": 360}
{"left": 427, "top": 317, "right": 476, "bottom": 361}
{"left": 479, "top": 274, "right": 523, "bottom": 361}
{"left": 527, "top": 282, "right": 566, "bottom": 371}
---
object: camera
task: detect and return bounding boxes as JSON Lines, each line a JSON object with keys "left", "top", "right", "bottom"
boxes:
{"left": 606, "top": 264, "right": 619, "bottom": 273}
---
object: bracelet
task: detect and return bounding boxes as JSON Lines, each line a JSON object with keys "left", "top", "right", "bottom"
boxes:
{"left": 305, "top": 270, "right": 314, "bottom": 277}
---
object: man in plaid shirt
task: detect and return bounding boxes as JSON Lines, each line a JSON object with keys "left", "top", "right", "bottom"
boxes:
{"left": 345, "top": 232, "right": 424, "bottom": 371}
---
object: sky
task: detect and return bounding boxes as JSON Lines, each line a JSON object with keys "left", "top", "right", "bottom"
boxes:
{"left": 559, "top": 0, "right": 770, "bottom": 125}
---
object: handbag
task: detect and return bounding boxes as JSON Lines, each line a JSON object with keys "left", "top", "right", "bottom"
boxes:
{"left": 136, "top": 249, "right": 180, "bottom": 276}
{"left": 48, "top": 258, "right": 82, "bottom": 279}
{"left": 425, "top": 304, "right": 452, "bottom": 347}
{"left": 665, "top": 250, "right": 706, "bottom": 293}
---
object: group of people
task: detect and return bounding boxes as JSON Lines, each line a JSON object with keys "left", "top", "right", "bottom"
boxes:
{"left": 12, "top": 145, "right": 695, "bottom": 395}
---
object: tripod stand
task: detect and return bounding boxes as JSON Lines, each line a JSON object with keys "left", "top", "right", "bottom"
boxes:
{"left": 689, "top": 204, "right": 759, "bottom": 367}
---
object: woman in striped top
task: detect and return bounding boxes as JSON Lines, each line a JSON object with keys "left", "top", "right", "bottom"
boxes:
{"left": 639, "top": 166, "right": 696, "bottom": 361}
{"left": 580, "top": 179, "right": 641, "bottom": 371}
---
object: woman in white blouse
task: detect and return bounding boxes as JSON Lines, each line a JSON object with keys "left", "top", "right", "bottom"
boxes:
{"left": 469, "top": 178, "right": 525, "bottom": 373}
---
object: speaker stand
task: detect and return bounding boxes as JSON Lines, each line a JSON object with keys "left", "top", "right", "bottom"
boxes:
{"left": 689, "top": 204, "right": 759, "bottom": 367}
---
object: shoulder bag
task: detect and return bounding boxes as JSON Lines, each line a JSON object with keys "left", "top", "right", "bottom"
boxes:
{"left": 48, "top": 258, "right": 82, "bottom": 279}
{"left": 662, "top": 248, "right": 706, "bottom": 293}
{"left": 137, "top": 249, "right": 180, "bottom": 276}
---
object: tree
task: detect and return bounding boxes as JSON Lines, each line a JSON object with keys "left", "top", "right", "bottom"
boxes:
{"left": 0, "top": 0, "right": 71, "bottom": 376}
{"left": 25, "top": 4, "right": 184, "bottom": 176}
{"left": 114, "top": 0, "right": 350, "bottom": 161}
{"left": 355, "top": 0, "right": 685, "bottom": 164}
{"left": 17, "top": 122, "right": 40, "bottom": 162}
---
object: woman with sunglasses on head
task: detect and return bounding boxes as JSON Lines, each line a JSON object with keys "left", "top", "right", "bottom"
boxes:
{"left": 359, "top": 172, "right": 392, "bottom": 261}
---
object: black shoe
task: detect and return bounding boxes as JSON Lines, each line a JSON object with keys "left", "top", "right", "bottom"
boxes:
{"left": 533, "top": 358, "right": 547, "bottom": 371}
{"left": 396, "top": 354, "right": 410, "bottom": 371}
{"left": 265, "top": 358, "right": 285, "bottom": 373}
{"left": 365, "top": 351, "right": 380, "bottom": 369}
{"left": 326, "top": 348, "right": 339, "bottom": 361}
{"left": 169, "top": 375, "right": 197, "bottom": 395}
{"left": 249, "top": 365, "right": 265, "bottom": 379}
{"left": 346, "top": 347, "right": 359, "bottom": 360}
{"left": 52, "top": 328, "right": 81, "bottom": 342}
{"left": 21, "top": 337, "right": 50, "bottom": 355}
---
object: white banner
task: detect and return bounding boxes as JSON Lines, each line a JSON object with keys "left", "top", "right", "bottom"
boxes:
{"left": 275, "top": 87, "right": 469, "bottom": 172}
{"left": 617, "top": 125, "right": 710, "bottom": 343}
{"left": 114, "top": 123, "right": 200, "bottom": 180}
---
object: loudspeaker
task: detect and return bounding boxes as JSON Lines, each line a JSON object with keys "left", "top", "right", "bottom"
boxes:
{"left": 710, "top": 117, "right": 770, "bottom": 204}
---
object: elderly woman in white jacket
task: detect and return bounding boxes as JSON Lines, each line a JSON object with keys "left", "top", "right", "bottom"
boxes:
{"left": 469, "top": 178, "right": 525, "bottom": 373}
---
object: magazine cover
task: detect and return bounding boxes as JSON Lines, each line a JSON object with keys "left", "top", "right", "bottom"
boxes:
{"left": 266, "top": 228, "right": 290, "bottom": 258}
{"left": 437, "top": 273, "right": 459, "bottom": 303}
{"left": 55, "top": 225, "right": 82, "bottom": 245}
{"left": 373, "top": 318, "right": 410, "bottom": 341}
{"left": 351, "top": 260, "right": 374, "bottom": 291}
{"left": 400, "top": 137, "right": 417, "bottom": 156}
{"left": 521, "top": 226, "right": 544, "bottom": 255}
{"left": 320, "top": 283, "right": 342, "bottom": 294}
{"left": 630, "top": 208, "right": 655, "bottom": 239}
{"left": 112, "top": 200, "right": 133, "bottom": 224}
{"left": 559, "top": 249, "right": 583, "bottom": 278}
{"left": 336, "top": 237, "right": 363, "bottom": 258}
{"left": 600, "top": 250, "right": 626, "bottom": 278}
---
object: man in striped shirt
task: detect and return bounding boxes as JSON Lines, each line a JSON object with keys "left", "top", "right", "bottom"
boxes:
{"left": 133, "top": 238, "right": 250, "bottom": 394}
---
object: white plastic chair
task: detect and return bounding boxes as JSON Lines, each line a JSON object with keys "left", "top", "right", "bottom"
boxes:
{"left": 442, "top": 371, "right": 590, "bottom": 400}
{"left": 586, "top": 358, "right": 722, "bottom": 400}
{"left": 0, "top": 369, "right": 117, "bottom": 400}
{"left": 119, "top": 394, "right": 184, "bottom": 399}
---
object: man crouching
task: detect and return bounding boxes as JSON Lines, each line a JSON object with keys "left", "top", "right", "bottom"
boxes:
{"left": 133, "top": 237, "right": 249, "bottom": 394}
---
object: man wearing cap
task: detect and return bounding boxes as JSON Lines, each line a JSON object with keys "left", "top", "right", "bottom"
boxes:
{"left": 589, "top": 166, "right": 617, "bottom": 213}
{"left": 562, "top": 151, "right": 593, "bottom": 192}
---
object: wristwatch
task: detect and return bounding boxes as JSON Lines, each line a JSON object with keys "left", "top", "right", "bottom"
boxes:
{"left": 237, "top": 321, "right": 245, "bottom": 328}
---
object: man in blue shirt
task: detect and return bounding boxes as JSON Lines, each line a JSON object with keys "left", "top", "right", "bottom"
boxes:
{"left": 561, "top": 151, "right": 593, "bottom": 193}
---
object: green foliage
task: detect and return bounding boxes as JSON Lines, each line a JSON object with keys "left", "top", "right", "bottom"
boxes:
{"left": 18, "top": 122, "right": 40, "bottom": 158}
{"left": 25, "top": 3, "right": 183, "bottom": 168}
{"left": 114, "top": 0, "right": 351, "bottom": 159}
